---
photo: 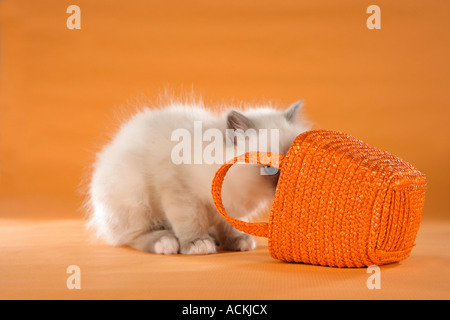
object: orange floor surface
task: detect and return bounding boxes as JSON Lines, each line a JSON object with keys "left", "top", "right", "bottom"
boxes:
{"left": 1, "top": 0, "right": 449, "bottom": 300}
{"left": 0, "top": 215, "right": 449, "bottom": 300}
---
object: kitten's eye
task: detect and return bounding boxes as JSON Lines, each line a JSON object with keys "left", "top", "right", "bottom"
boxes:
{"left": 262, "top": 165, "right": 279, "bottom": 176}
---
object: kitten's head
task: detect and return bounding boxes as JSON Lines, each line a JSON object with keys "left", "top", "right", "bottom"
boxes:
{"left": 222, "top": 101, "right": 310, "bottom": 216}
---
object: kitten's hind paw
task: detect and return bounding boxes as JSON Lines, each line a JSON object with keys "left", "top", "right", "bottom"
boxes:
{"left": 154, "top": 235, "right": 180, "bottom": 255}
{"left": 180, "top": 237, "right": 217, "bottom": 255}
{"left": 129, "top": 230, "right": 179, "bottom": 254}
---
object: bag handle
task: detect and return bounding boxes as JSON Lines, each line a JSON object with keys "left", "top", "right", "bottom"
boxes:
{"left": 211, "top": 152, "right": 284, "bottom": 238}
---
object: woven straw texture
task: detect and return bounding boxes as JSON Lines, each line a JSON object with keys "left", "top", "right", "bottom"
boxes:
{"left": 212, "top": 130, "right": 427, "bottom": 268}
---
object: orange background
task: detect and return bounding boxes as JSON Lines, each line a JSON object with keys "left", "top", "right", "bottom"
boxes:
{"left": 0, "top": 0, "right": 449, "bottom": 299}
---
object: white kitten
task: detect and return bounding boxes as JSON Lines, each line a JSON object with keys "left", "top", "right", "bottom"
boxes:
{"left": 87, "top": 100, "right": 309, "bottom": 254}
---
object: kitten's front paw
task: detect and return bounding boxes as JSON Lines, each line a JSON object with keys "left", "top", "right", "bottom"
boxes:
{"left": 221, "top": 234, "right": 256, "bottom": 252}
{"left": 154, "top": 235, "right": 180, "bottom": 255}
{"left": 180, "top": 237, "right": 217, "bottom": 255}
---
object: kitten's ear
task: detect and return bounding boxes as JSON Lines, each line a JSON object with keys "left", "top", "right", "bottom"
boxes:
{"left": 284, "top": 100, "right": 303, "bottom": 123}
{"left": 226, "top": 110, "right": 254, "bottom": 131}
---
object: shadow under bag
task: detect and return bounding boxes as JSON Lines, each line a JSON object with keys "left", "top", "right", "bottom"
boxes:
{"left": 212, "top": 130, "right": 427, "bottom": 268}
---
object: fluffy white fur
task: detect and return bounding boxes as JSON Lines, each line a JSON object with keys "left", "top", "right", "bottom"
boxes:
{"left": 87, "top": 100, "right": 309, "bottom": 255}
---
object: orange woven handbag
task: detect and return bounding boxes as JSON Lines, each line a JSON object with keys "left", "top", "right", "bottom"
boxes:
{"left": 211, "top": 130, "right": 427, "bottom": 267}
